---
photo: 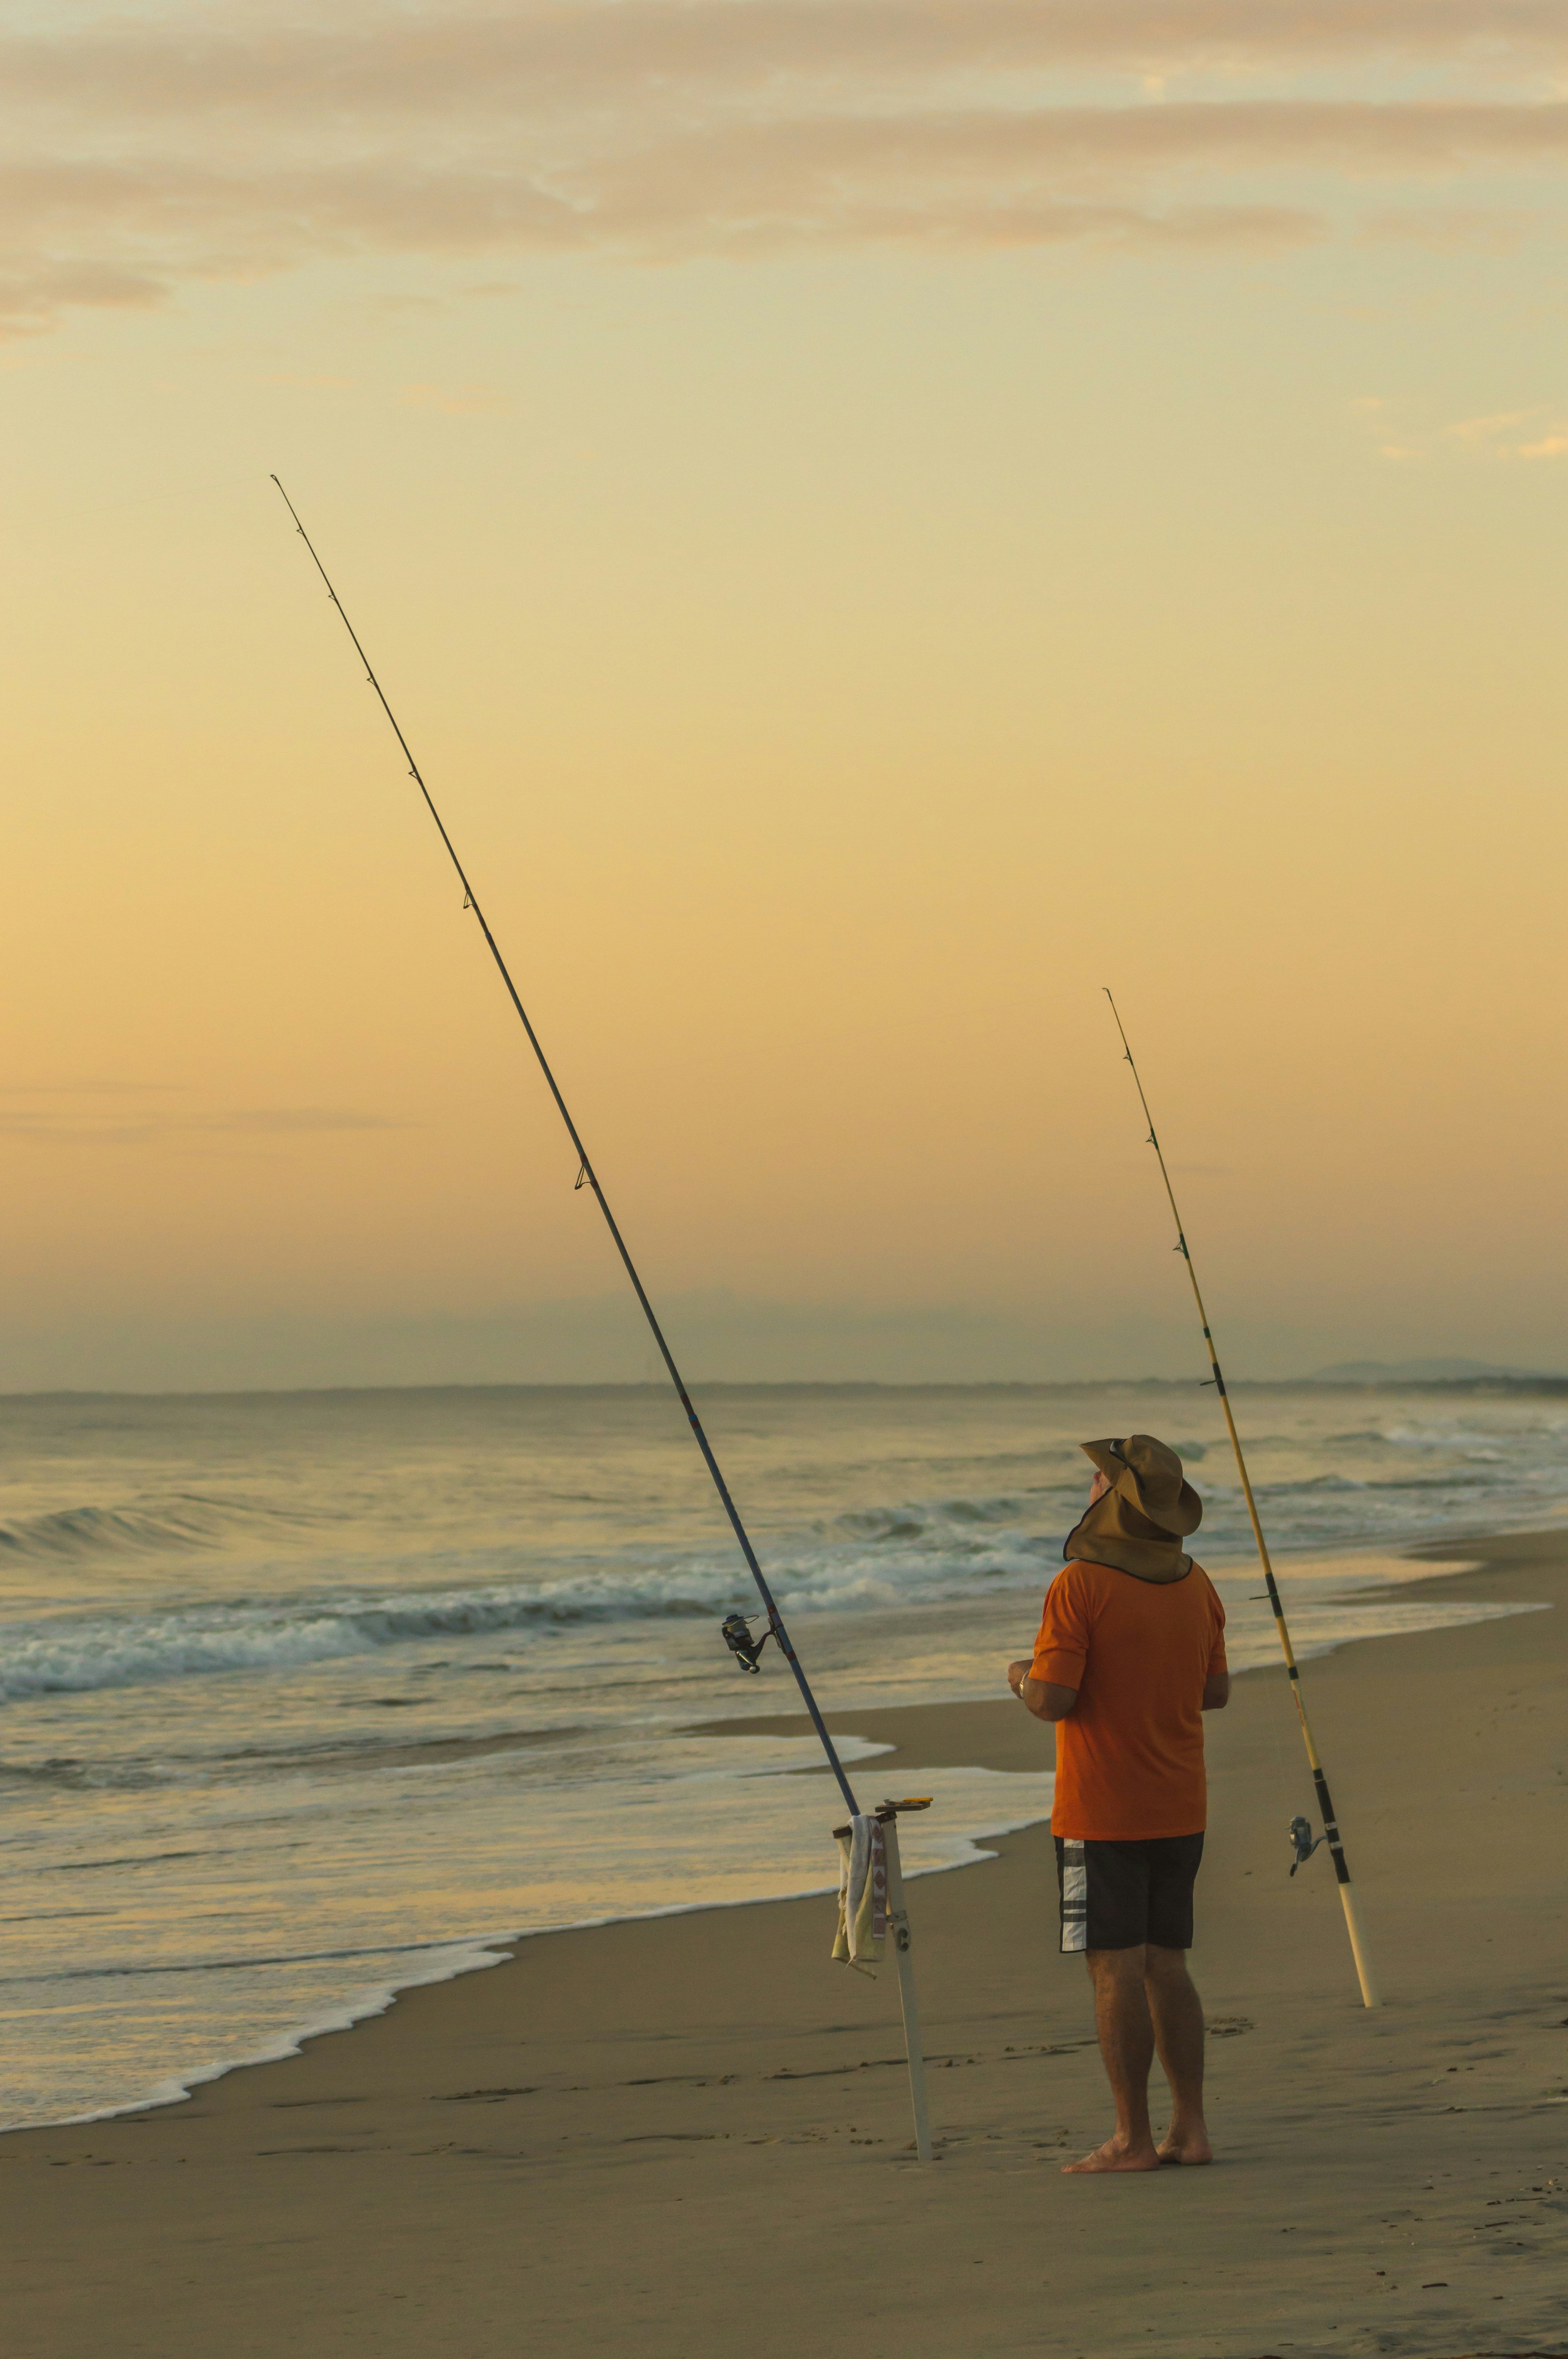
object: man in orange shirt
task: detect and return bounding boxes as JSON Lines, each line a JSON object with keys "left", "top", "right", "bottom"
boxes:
{"left": 1007, "top": 1434, "right": 1229, "bottom": 2175}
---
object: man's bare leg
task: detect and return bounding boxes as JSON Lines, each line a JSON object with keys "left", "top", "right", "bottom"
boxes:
{"left": 1062, "top": 1947, "right": 1161, "bottom": 2174}
{"left": 1144, "top": 1944, "right": 1212, "bottom": 2165}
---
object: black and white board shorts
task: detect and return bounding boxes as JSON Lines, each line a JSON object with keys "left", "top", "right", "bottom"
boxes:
{"left": 1054, "top": 1832, "right": 1205, "bottom": 1954}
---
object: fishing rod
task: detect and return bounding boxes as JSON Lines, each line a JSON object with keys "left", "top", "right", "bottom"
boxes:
{"left": 1103, "top": 990, "right": 1380, "bottom": 2010}
{"left": 270, "top": 476, "right": 860, "bottom": 1818}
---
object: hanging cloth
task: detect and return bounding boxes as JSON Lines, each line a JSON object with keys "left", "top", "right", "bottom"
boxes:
{"left": 833, "top": 1813, "right": 887, "bottom": 1971}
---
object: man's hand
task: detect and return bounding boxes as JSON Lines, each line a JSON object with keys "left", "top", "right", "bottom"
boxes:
{"left": 1008, "top": 1659, "right": 1078, "bottom": 1721}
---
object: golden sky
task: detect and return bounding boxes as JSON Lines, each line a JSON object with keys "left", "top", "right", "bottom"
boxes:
{"left": 4, "top": 1, "right": 1568, "bottom": 1387}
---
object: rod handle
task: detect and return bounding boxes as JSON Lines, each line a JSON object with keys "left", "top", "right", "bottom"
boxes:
{"left": 1337, "top": 1878, "right": 1380, "bottom": 2009}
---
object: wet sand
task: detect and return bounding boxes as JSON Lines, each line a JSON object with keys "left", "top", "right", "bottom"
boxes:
{"left": 5, "top": 1531, "right": 1567, "bottom": 2359}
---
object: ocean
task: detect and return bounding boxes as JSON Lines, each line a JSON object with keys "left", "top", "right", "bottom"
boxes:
{"left": 0, "top": 1378, "right": 1559, "bottom": 2131}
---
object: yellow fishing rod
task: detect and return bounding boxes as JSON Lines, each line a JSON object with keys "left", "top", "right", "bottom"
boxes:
{"left": 1105, "top": 990, "right": 1380, "bottom": 2009}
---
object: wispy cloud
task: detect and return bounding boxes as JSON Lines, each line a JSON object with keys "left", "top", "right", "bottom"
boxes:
{"left": 7, "top": 2, "right": 1568, "bottom": 334}
{"left": 0, "top": 1086, "right": 414, "bottom": 1147}
{"left": 1449, "top": 407, "right": 1568, "bottom": 456}
{"left": 15, "top": 5, "right": 1568, "bottom": 120}
{"left": 1352, "top": 392, "right": 1568, "bottom": 460}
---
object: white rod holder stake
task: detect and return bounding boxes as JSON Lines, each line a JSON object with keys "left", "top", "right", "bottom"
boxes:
{"left": 880, "top": 1808, "right": 933, "bottom": 2163}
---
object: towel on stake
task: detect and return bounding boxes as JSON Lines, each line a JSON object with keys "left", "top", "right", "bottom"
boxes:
{"left": 832, "top": 1813, "right": 887, "bottom": 1972}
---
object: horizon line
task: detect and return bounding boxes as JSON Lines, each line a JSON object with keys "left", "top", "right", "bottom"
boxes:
{"left": 3, "top": 1373, "right": 1566, "bottom": 1406}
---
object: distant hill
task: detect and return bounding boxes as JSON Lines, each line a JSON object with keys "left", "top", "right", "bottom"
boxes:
{"left": 1305, "top": 1356, "right": 1559, "bottom": 1384}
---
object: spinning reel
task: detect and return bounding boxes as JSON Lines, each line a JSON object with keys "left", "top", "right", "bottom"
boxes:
{"left": 1289, "top": 1813, "right": 1325, "bottom": 1876}
{"left": 719, "top": 1611, "right": 777, "bottom": 1675}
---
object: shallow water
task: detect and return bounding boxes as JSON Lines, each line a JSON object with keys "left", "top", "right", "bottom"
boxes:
{"left": 0, "top": 1380, "right": 1555, "bottom": 2128}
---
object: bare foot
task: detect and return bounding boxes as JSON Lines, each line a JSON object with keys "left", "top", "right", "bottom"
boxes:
{"left": 1062, "top": 2135, "right": 1161, "bottom": 2175}
{"left": 1156, "top": 2124, "right": 1213, "bottom": 2166}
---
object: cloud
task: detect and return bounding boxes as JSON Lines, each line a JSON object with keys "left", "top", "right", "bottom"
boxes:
{"left": 7, "top": 2, "right": 1568, "bottom": 334}
{"left": 1450, "top": 407, "right": 1568, "bottom": 456}
{"left": 1352, "top": 392, "right": 1568, "bottom": 460}
{"left": 14, "top": 5, "right": 1568, "bottom": 124}
{"left": 210, "top": 1108, "right": 418, "bottom": 1134}
{"left": 1444, "top": 405, "right": 1538, "bottom": 441}
{"left": 1359, "top": 202, "right": 1541, "bottom": 249}
{"left": 0, "top": 1089, "right": 414, "bottom": 1146}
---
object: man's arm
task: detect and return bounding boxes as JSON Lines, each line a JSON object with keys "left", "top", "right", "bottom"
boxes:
{"left": 1202, "top": 1670, "right": 1230, "bottom": 1711}
{"left": 1007, "top": 1658, "right": 1078, "bottom": 1721}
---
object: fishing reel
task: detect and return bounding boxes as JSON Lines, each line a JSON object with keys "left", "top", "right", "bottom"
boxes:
{"left": 1289, "top": 1814, "right": 1325, "bottom": 1877}
{"left": 720, "top": 1611, "right": 776, "bottom": 1676}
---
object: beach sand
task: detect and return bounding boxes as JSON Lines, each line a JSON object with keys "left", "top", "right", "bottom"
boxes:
{"left": 5, "top": 1531, "right": 1566, "bottom": 2359}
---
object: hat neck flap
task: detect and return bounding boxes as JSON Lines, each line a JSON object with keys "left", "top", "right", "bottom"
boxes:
{"left": 1062, "top": 1487, "right": 1193, "bottom": 1585}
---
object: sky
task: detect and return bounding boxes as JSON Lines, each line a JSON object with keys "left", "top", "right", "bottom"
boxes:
{"left": 4, "top": 0, "right": 1568, "bottom": 1390}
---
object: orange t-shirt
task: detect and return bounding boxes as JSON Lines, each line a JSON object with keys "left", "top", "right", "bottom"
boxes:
{"left": 1031, "top": 1558, "right": 1227, "bottom": 1840}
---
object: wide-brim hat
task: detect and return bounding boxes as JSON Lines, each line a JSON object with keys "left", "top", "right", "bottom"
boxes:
{"left": 1081, "top": 1434, "right": 1203, "bottom": 1538}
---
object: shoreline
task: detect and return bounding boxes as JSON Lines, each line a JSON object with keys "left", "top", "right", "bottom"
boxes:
{"left": 19, "top": 1527, "right": 1545, "bottom": 2141}
{"left": 7, "top": 1527, "right": 1567, "bottom": 2357}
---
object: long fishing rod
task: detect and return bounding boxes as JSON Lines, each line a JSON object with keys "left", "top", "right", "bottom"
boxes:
{"left": 271, "top": 476, "right": 859, "bottom": 1818}
{"left": 1103, "top": 990, "right": 1380, "bottom": 2010}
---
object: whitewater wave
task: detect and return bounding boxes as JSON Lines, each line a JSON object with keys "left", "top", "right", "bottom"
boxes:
{"left": 2, "top": 1445, "right": 1554, "bottom": 1705}
{"left": 0, "top": 1580, "right": 730, "bottom": 1702}
{"left": 0, "top": 1503, "right": 1074, "bottom": 1702}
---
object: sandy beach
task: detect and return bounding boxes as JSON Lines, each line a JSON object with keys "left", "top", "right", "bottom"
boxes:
{"left": 5, "top": 1528, "right": 1566, "bottom": 2359}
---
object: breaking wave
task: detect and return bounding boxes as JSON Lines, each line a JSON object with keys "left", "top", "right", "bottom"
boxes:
{"left": 0, "top": 1580, "right": 727, "bottom": 1702}
{"left": 2, "top": 1439, "right": 1563, "bottom": 1707}
{"left": 0, "top": 1490, "right": 1070, "bottom": 1702}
